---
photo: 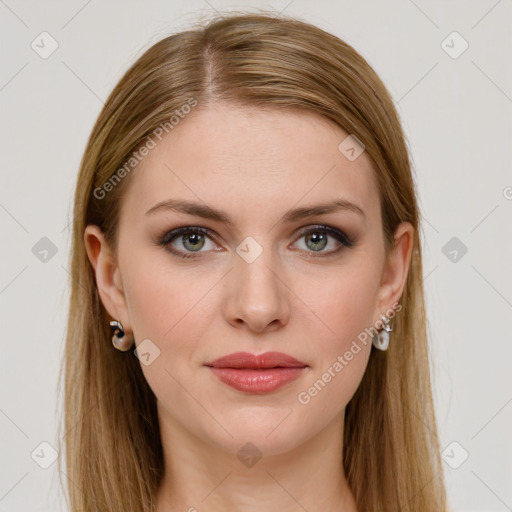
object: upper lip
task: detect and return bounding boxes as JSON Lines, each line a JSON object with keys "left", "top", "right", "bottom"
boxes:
{"left": 205, "top": 351, "right": 308, "bottom": 369}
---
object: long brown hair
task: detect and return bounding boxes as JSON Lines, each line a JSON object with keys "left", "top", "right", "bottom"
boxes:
{"left": 58, "top": 11, "right": 447, "bottom": 511}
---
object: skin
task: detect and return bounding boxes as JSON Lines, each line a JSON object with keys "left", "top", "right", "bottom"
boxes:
{"left": 85, "top": 102, "right": 413, "bottom": 512}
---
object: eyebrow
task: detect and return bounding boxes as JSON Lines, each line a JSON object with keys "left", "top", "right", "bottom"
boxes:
{"left": 145, "top": 198, "right": 366, "bottom": 225}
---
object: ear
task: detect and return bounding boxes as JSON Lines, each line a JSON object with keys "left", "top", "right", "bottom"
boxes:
{"left": 374, "top": 221, "right": 414, "bottom": 318}
{"left": 84, "top": 224, "right": 132, "bottom": 334}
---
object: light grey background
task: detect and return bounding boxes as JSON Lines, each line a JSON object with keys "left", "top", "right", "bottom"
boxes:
{"left": 1, "top": 1, "right": 511, "bottom": 511}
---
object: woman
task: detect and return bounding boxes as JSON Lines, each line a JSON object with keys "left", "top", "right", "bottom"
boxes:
{"left": 58, "top": 12, "right": 448, "bottom": 512}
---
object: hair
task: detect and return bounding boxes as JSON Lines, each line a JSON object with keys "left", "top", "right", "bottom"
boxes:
{"left": 58, "top": 11, "right": 447, "bottom": 512}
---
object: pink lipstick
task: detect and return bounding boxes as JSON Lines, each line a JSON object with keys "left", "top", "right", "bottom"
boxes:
{"left": 205, "top": 351, "right": 309, "bottom": 394}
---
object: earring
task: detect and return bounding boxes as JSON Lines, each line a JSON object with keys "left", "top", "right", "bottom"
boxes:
{"left": 372, "top": 314, "right": 393, "bottom": 351}
{"left": 109, "top": 320, "right": 134, "bottom": 352}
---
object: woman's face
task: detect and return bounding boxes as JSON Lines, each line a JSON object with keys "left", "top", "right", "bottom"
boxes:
{"left": 86, "top": 102, "right": 412, "bottom": 457}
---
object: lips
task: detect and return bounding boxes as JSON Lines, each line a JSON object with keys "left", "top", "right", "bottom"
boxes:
{"left": 205, "top": 352, "right": 309, "bottom": 394}
{"left": 205, "top": 351, "right": 308, "bottom": 369}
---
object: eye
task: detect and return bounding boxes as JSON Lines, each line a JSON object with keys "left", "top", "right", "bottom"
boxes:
{"left": 159, "top": 227, "right": 219, "bottom": 259}
{"left": 292, "top": 225, "right": 355, "bottom": 255}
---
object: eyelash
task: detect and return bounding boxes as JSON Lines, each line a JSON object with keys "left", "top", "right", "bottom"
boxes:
{"left": 157, "top": 225, "right": 355, "bottom": 260}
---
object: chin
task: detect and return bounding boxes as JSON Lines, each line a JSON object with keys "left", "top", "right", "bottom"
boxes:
{"left": 201, "top": 409, "right": 313, "bottom": 458}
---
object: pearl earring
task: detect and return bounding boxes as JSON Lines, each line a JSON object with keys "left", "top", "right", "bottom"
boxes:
{"left": 372, "top": 314, "right": 393, "bottom": 351}
{"left": 109, "top": 320, "right": 134, "bottom": 352}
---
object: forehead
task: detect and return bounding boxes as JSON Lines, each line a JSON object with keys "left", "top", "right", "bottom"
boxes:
{"left": 120, "top": 102, "right": 380, "bottom": 226}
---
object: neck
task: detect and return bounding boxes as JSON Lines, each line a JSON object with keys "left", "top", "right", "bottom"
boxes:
{"left": 154, "top": 404, "right": 358, "bottom": 512}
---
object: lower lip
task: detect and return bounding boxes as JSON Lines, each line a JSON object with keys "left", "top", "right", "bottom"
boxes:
{"left": 208, "top": 367, "right": 307, "bottom": 394}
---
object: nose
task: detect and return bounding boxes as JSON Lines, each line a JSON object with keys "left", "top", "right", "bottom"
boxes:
{"left": 222, "top": 246, "right": 291, "bottom": 334}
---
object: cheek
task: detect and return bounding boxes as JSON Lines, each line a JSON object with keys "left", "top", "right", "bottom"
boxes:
{"left": 120, "top": 250, "right": 222, "bottom": 387}
{"left": 296, "top": 256, "right": 381, "bottom": 352}
{"left": 293, "top": 257, "right": 379, "bottom": 401}
{"left": 121, "top": 257, "right": 213, "bottom": 409}
{"left": 123, "top": 250, "right": 215, "bottom": 342}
